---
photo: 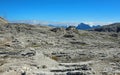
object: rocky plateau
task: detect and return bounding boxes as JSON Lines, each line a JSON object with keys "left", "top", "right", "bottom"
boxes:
{"left": 0, "top": 17, "right": 120, "bottom": 75}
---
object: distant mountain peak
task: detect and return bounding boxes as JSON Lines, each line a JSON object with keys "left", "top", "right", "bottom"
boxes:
{"left": 76, "top": 23, "right": 91, "bottom": 30}
{"left": 76, "top": 23, "right": 101, "bottom": 30}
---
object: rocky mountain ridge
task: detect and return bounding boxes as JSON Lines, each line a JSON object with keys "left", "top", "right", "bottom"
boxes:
{"left": 90, "top": 23, "right": 120, "bottom": 32}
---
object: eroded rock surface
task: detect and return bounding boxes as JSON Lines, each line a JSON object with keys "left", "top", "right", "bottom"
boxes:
{"left": 0, "top": 20, "right": 120, "bottom": 75}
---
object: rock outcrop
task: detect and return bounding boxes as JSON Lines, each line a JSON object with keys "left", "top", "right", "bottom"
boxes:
{"left": 0, "top": 17, "right": 8, "bottom": 25}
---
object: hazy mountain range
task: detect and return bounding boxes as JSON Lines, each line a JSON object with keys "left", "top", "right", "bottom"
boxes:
{"left": 7, "top": 19, "right": 120, "bottom": 32}
{"left": 11, "top": 20, "right": 101, "bottom": 30}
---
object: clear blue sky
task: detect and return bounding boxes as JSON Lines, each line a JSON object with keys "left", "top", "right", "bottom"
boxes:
{"left": 0, "top": 0, "right": 120, "bottom": 24}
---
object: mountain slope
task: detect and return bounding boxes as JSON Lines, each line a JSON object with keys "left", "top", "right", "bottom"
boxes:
{"left": 90, "top": 23, "right": 120, "bottom": 32}
{"left": 0, "top": 17, "right": 8, "bottom": 25}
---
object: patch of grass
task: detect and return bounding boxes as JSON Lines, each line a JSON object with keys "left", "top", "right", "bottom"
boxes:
{"left": 79, "top": 33, "right": 89, "bottom": 36}
{"left": 32, "top": 45, "right": 40, "bottom": 47}
{"left": 51, "top": 56, "right": 58, "bottom": 61}
{"left": 25, "top": 44, "right": 40, "bottom": 48}
{"left": 0, "top": 60, "right": 7, "bottom": 66}
{"left": 0, "top": 69, "right": 4, "bottom": 73}
{"left": 29, "top": 42, "right": 41, "bottom": 48}
{"left": 80, "top": 43, "right": 88, "bottom": 46}
{"left": 70, "top": 41, "right": 88, "bottom": 46}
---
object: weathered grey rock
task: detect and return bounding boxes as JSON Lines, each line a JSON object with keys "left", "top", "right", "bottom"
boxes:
{"left": 66, "top": 72, "right": 86, "bottom": 75}
{"left": 21, "top": 49, "right": 36, "bottom": 57}
{"left": 0, "top": 17, "right": 120, "bottom": 75}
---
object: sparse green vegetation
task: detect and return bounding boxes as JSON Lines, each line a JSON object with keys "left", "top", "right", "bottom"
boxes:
{"left": 79, "top": 33, "right": 89, "bottom": 36}
{"left": 51, "top": 56, "right": 58, "bottom": 61}
{"left": 32, "top": 44, "right": 40, "bottom": 47}
{"left": 70, "top": 41, "right": 88, "bottom": 46}
{"left": 0, "top": 60, "right": 6, "bottom": 66}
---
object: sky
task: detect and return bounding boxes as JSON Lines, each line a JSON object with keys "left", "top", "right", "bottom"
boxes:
{"left": 0, "top": 0, "right": 120, "bottom": 25}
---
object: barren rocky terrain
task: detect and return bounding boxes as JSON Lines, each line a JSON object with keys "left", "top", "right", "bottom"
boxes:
{"left": 0, "top": 18, "right": 120, "bottom": 75}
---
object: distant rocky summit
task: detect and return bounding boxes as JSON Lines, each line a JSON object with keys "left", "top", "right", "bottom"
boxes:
{"left": 76, "top": 23, "right": 100, "bottom": 30}
{"left": 76, "top": 23, "right": 91, "bottom": 30}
